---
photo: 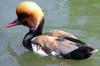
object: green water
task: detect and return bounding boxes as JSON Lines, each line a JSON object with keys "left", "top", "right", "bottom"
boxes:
{"left": 0, "top": 0, "right": 100, "bottom": 66}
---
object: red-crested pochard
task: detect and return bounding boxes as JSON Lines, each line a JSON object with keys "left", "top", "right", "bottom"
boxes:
{"left": 5, "top": 1, "right": 98, "bottom": 60}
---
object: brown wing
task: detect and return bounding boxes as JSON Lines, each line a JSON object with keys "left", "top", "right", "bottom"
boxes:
{"left": 47, "top": 30, "right": 77, "bottom": 39}
{"left": 31, "top": 35, "right": 79, "bottom": 56}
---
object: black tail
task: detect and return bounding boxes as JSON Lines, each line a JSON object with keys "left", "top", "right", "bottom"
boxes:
{"left": 63, "top": 47, "right": 97, "bottom": 60}
{"left": 61, "top": 36, "right": 98, "bottom": 60}
{"left": 70, "top": 47, "right": 94, "bottom": 59}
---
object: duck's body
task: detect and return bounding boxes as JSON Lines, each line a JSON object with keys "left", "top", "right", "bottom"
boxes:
{"left": 23, "top": 29, "right": 95, "bottom": 59}
{"left": 5, "top": 1, "right": 98, "bottom": 60}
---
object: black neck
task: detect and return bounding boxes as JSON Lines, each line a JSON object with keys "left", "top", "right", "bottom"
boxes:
{"left": 23, "top": 18, "right": 44, "bottom": 51}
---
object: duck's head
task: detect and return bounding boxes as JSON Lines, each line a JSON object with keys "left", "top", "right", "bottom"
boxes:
{"left": 5, "top": 1, "right": 44, "bottom": 30}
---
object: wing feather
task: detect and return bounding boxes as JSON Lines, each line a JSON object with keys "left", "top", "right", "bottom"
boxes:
{"left": 31, "top": 35, "right": 81, "bottom": 56}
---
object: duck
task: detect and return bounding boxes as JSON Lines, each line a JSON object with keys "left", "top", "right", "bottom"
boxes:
{"left": 5, "top": 1, "right": 98, "bottom": 60}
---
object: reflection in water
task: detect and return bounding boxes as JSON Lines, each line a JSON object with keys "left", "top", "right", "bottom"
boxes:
{"left": 0, "top": 0, "right": 100, "bottom": 66}
{"left": 7, "top": 43, "right": 70, "bottom": 66}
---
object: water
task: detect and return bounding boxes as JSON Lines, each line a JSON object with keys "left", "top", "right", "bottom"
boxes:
{"left": 0, "top": 0, "right": 100, "bottom": 66}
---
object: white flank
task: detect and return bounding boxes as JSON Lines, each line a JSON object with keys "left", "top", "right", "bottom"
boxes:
{"left": 32, "top": 43, "right": 48, "bottom": 56}
{"left": 51, "top": 51, "right": 59, "bottom": 56}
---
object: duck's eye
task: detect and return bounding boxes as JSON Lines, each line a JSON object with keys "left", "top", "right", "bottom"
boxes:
{"left": 18, "top": 13, "right": 29, "bottom": 20}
